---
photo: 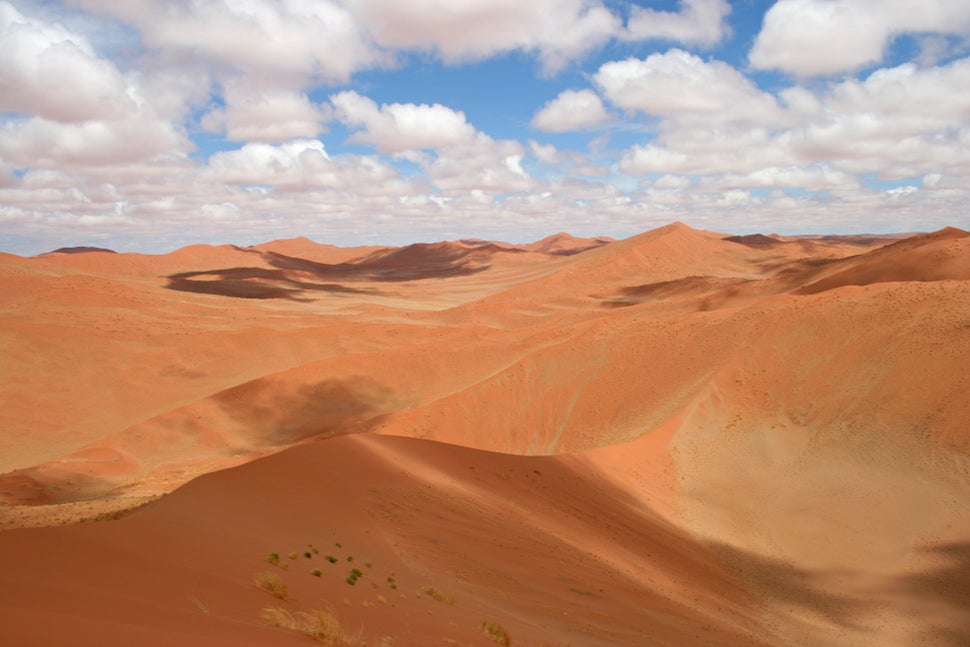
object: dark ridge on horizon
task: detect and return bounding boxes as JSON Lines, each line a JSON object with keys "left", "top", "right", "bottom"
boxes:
{"left": 44, "top": 246, "right": 118, "bottom": 255}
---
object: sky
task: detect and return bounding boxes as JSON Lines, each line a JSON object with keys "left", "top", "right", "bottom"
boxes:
{"left": 2, "top": 0, "right": 970, "bottom": 254}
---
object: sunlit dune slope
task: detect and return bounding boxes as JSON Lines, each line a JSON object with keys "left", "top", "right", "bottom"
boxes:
{"left": 1, "top": 223, "right": 968, "bottom": 645}
{"left": 0, "top": 433, "right": 777, "bottom": 647}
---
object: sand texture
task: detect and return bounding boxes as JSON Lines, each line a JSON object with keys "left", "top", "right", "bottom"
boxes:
{"left": 1, "top": 223, "right": 968, "bottom": 646}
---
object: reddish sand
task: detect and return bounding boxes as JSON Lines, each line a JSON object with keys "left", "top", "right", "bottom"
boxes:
{"left": 1, "top": 223, "right": 968, "bottom": 645}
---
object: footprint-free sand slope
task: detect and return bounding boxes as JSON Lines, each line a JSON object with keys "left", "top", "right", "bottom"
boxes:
{"left": 1, "top": 223, "right": 968, "bottom": 645}
{"left": 0, "top": 433, "right": 779, "bottom": 647}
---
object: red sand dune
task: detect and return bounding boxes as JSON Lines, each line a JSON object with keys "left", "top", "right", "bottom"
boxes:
{"left": 1, "top": 223, "right": 969, "bottom": 645}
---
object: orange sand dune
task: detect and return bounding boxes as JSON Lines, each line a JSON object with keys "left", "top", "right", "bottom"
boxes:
{"left": 0, "top": 434, "right": 780, "bottom": 647}
{"left": 1, "top": 223, "right": 969, "bottom": 645}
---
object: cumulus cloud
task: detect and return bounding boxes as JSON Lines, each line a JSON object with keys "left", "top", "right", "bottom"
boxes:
{"left": 614, "top": 53, "right": 970, "bottom": 191}
{"left": 623, "top": 0, "right": 731, "bottom": 47}
{"left": 74, "top": 0, "right": 383, "bottom": 84}
{"left": 202, "top": 81, "right": 333, "bottom": 142}
{"left": 425, "top": 134, "right": 533, "bottom": 194}
{"left": 206, "top": 139, "right": 398, "bottom": 190}
{"left": 331, "top": 91, "right": 477, "bottom": 154}
{"left": 348, "top": 0, "right": 619, "bottom": 74}
{"left": 594, "top": 50, "right": 784, "bottom": 126}
{"left": 531, "top": 89, "right": 610, "bottom": 132}
{"left": 750, "top": 0, "right": 970, "bottom": 77}
{"left": 706, "top": 165, "right": 858, "bottom": 192}
{"left": 0, "top": 2, "right": 199, "bottom": 169}
{"left": 0, "top": 114, "right": 187, "bottom": 168}
{"left": 0, "top": 2, "right": 132, "bottom": 122}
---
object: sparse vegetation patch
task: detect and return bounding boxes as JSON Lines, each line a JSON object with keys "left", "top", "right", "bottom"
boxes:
{"left": 254, "top": 571, "right": 289, "bottom": 600}
{"left": 420, "top": 585, "right": 451, "bottom": 603}
{"left": 259, "top": 606, "right": 347, "bottom": 645}
{"left": 482, "top": 621, "right": 511, "bottom": 646}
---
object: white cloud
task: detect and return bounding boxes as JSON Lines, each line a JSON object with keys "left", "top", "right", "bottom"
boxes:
{"left": 705, "top": 165, "right": 858, "bottom": 192}
{"left": 206, "top": 139, "right": 399, "bottom": 190}
{"left": 0, "top": 2, "right": 131, "bottom": 122}
{"left": 652, "top": 174, "right": 693, "bottom": 189}
{"left": 750, "top": 0, "right": 970, "bottom": 77}
{"left": 0, "top": 113, "right": 187, "bottom": 168}
{"left": 623, "top": 0, "right": 731, "bottom": 47}
{"left": 0, "top": 2, "right": 202, "bottom": 169}
{"left": 612, "top": 53, "right": 970, "bottom": 188}
{"left": 425, "top": 134, "right": 533, "bottom": 194}
{"left": 331, "top": 91, "right": 477, "bottom": 154}
{"left": 202, "top": 81, "right": 333, "bottom": 142}
{"left": 531, "top": 89, "right": 610, "bottom": 132}
{"left": 348, "top": 0, "right": 619, "bottom": 74}
{"left": 594, "top": 50, "right": 783, "bottom": 126}
{"left": 74, "top": 0, "right": 383, "bottom": 84}
{"left": 825, "top": 59, "right": 970, "bottom": 122}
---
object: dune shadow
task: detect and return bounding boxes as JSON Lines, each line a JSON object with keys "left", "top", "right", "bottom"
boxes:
{"left": 708, "top": 541, "right": 874, "bottom": 632}
{"left": 0, "top": 465, "right": 124, "bottom": 506}
{"left": 165, "top": 267, "right": 381, "bottom": 300}
{"left": 304, "top": 243, "right": 495, "bottom": 281}
{"left": 602, "top": 276, "right": 751, "bottom": 309}
{"left": 215, "top": 376, "right": 396, "bottom": 445}
{"left": 165, "top": 244, "right": 502, "bottom": 299}
{"left": 895, "top": 543, "right": 970, "bottom": 646}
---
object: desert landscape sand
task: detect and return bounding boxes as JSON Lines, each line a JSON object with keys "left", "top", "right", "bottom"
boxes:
{"left": 1, "top": 222, "right": 968, "bottom": 646}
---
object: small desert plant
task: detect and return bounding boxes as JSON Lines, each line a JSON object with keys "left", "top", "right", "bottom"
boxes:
{"left": 266, "top": 552, "right": 280, "bottom": 565}
{"left": 304, "top": 551, "right": 313, "bottom": 559}
{"left": 288, "top": 551, "right": 299, "bottom": 560}
{"left": 326, "top": 554, "right": 338, "bottom": 563}
{"left": 300, "top": 609, "right": 344, "bottom": 644}
{"left": 346, "top": 567, "right": 364, "bottom": 585}
{"left": 482, "top": 621, "right": 511, "bottom": 646}
{"left": 260, "top": 606, "right": 345, "bottom": 645}
{"left": 311, "top": 569, "right": 322, "bottom": 577}
{"left": 254, "top": 572, "right": 289, "bottom": 600}
{"left": 364, "top": 562, "right": 373, "bottom": 568}
{"left": 420, "top": 585, "right": 448, "bottom": 603}
{"left": 260, "top": 606, "right": 299, "bottom": 630}
{"left": 347, "top": 555, "right": 354, "bottom": 562}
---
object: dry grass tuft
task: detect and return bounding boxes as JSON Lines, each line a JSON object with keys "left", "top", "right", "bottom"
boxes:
{"left": 259, "top": 606, "right": 300, "bottom": 631}
{"left": 299, "top": 609, "right": 344, "bottom": 645}
{"left": 482, "top": 620, "right": 511, "bottom": 646}
{"left": 260, "top": 606, "right": 347, "bottom": 645}
{"left": 420, "top": 585, "right": 452, "bottom": 603}
{"left": 254, "top": 571, "right": 289, "bottom": 600}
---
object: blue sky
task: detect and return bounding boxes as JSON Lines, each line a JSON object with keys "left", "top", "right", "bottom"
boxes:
{"left": 2, "top": 0, "right": 970, "bottom": 254}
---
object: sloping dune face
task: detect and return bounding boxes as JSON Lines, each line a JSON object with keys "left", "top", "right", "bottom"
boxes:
{"left": 1, "top": 225, "right": 969, "bottom": 645}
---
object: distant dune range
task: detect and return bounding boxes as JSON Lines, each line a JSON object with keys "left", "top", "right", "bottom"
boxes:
{"left": 1, "top": 223, "right": 968, "bottom": 646}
